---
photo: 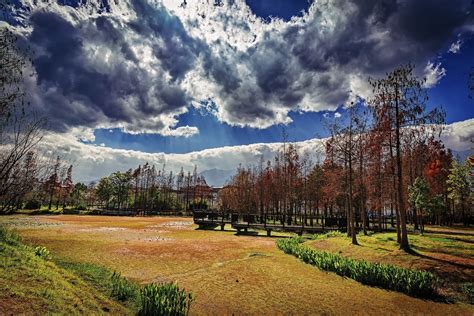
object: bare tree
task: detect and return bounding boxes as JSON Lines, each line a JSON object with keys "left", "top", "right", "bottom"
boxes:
{"left": 0, "top": 26, "right": 44, "bottom": 213}
{"left": 326, "top": 105, "right": 364, "bottom": 245}
{"left": 369, "top": 64, "right": 445, "bottom": 251}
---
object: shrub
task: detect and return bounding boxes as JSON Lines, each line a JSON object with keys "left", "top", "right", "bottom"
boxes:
{"left": 34, "top": 246, "right": 51, "bottom": 260}
{"left": 139, "top": 282, "right": 193, "bottom": 316}
{"left": 0, "top": 225, "right": 21, "bottom": 245}
{"left": 277, "top": 237, "right": 437, "bottom": 297}
{"left": 23, "top": 199, "right": 41, "bottom": 210}
{"left": 460, "top": 283, "right": 474, "bottom": 304}
{"left": 62, "top": 209, "right": 80, "bottom": 215}
{"left": 75, "top": 203, "right": 88, "bottom": 211}
{"left": 110, "top": 271, "right": 138, "bottom": 302}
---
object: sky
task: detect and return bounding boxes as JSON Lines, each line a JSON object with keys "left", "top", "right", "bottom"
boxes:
{"left": 1, "top": 0, "right": 474, "bottom": 185}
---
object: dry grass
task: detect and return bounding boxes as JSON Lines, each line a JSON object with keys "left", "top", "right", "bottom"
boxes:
{"left": 0, "top": 223, "right": 130, "bottom": 315}
{"left": 1, "top": 215, "right": 473, "bottom": 315}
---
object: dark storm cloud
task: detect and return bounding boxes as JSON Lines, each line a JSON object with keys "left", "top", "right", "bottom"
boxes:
{"left": 206, "top": 0, "right": 472, "bottom": 126}
{"left": 9, "top": 0, "right": 205, "bottom": 134}
{"left": 3, "top": 0, "right": 474, "bottom": 132}
{"left": 129, "top": 0, "right": 204, "bottom": 81}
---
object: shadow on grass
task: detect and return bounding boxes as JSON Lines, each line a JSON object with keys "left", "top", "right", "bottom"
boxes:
{"left": 424, "top": 229, "right": 474, "bottom": 237}
{"left": 409, "top": 247, "right": 474, "bottom": 270}
{"left": 412, "top": 243, "right": 473, "bottom": 260}
{"left": 24, "top": 210, "right": 62, "bottom": 216}
{"left": 234, "top": 232, "right": 290, "bottom": 239}
{"left": 426, "top": 234, "right": 474, "bottom": 244}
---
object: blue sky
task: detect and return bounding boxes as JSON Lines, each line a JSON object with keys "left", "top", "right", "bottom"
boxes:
{"left": 90, "top": 0, "right": 474, "bottom": 154}
{"left": 91, "top": 0, "right": 331, "bottom": 153}
{"left": 3, "top": 0, "right": 473, "bottom": 184}
{"left": 4, "top": 0, "right": 474, "bottom": 154}
{"left": 246, "top": 0, "right": 311, "bottom": 21}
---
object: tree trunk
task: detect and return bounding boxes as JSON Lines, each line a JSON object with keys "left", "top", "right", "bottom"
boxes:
{"left": 395, "top": 94, "right": 410, "bottom": 251}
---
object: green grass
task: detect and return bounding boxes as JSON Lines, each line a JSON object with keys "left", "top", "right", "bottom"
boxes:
{"left": 111, "top": 271, "right": 139, "bottom": 302}
{"left": 2, "top": 215, "right": 472, "bottom": 315}
{"left": 311, "top": 231, "right": 346, "bottom": 240}
{"left": 54, "top": 260, "right": 140, "bottom": 310}
{"left": 460, "top": 283, "right": 474, "bottom": 305}
{"left": 139, "top": 282, "right": 193, "bottom": 316}
{"left": 34, "top": 246, "right": 52, "bottom": 260}
{"left": 0, "top": 224, "right": 195, "bottom": 314}
{"left": 277, "top": 237, "right": 438, "bottom": 298}
{"left": 0, "top": 225, "right": 131, "bottom": 314}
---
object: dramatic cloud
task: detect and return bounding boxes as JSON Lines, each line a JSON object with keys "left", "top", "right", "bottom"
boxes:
{"left": 10, "top": 0, "right": 204, "bottom": 136}
{"left": 3, "top": 0, "right": 473, "bottom": 134}
{"left": 36, "top": 119, "right": 474, "bottom": 186}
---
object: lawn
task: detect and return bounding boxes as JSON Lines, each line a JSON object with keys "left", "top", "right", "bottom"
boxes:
{"left": 307, "top": 229, "right": 474, "bottom": 302}
{"left": 1, "top": 215, "right": 473, "bottom": 315}
{"left": 0, "top": 224, "right": 129, "bottom": 315}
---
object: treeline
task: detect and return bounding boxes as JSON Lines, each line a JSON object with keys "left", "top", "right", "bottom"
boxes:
{"left": 220, "top": 64, "right": 473, "bottom": 249}
{"left": 93, "top": 164, "right": 214, "bottom": 214}
{"left": 0, "top": 27, "right": 215, "bottom": 215}
{"left": 1, "top": 153, "right": 81, "bottom": 213}
{"left": 0, "top": 157, "right": 215, "bottom": 215}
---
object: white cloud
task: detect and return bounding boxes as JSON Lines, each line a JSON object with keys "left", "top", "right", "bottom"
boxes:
{"left": 36, "top": 118, "right": 474, "bottom": 184}
{"left": 424, "top": 62, "right": 446, "bottom": 88}
{"left": 439, "top": 118, "right": 474, "bottom": 151}
{"left": 7, "top": 0, "right": 472, "bottom": 135}
{"left": 448, "top": 39, "right": 462, "bottom": 54}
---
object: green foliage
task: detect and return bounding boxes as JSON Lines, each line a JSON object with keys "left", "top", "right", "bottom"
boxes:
{"left": 311, "top": 231, "right": 345, "bottom": 240}
{"left": 447, "top": 160, "right": 470, "bottom": 207}
{"left": 97, "top": 176, "right": 113, "bottom": 206}
{"left": 408, "top": 177, "right": 430, "bottom": 214}
{"left": 75, "top": 203, "right": 88, "bottom": 211}
{"left": 0, "top": 225, "right": 130, "bottom": 314}
{"left": 110, "top": 271, "right": 138, "bottom": 302}
{"left": 189, "top": 199, "right": 208, "bottom": 211}
{"left": 56, "top": 261, "right": 113, "bottom": 290}
{"left": 429, "top": 194, "right": 446, "bottom": 218}
{"left": 460, "top": 283, "right": 474, "bottom": 304}
{"left": 151, "top": 194, "right": 180, "bottom": 212}
{"left": 71, "top": 183, "right": 88, "bottom": 206}
{"left": 277, "top": 237, "right": 437, "bottom": 297}
{"left": 0, "top": 225, "right": 21, "bottom": 245}
{"left": 23, "top": 199, "right": 41, "bottom": 210}
{"left": 138, "top": 282, "right": 193, "bottom": 316}
{"left": 34, "top": 246, "right": 51, "bottom": 260}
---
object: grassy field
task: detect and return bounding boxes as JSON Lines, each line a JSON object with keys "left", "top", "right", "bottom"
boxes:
{"left": 1, "top": 215, "right": 473, "bottom": 315}
{"left": 307, "top": 229, "right": 474, "bottom": 302}
{"left": 0, "top": 224, "right": 129, "bottom": 315}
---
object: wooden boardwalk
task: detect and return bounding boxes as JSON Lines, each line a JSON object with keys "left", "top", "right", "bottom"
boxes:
{"left": 231, "top": 222, "right": 339, "bottom": 236}
{"left": 193, "top": 210, "right": 345, "bottom": 236}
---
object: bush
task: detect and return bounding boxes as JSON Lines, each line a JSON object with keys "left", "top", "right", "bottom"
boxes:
{"left": 460, "top": 283, "right": 474, "bottom": 304}
{"left": 0, "top": 225, "right": 21, "bottom": 245}
{"left": 277, "top": 237, "right": 437, "bottom": 297}
{"left": 75, "top": 203, "right": 88, "bottom": 211}
{"left": 62, "top": 209, "right": 80, "bottom": 215}
{"left": 23, "top": 199, "right": 41, "bottom": 210}
{"left": 110, "top": 271, "right": 138, "bottom": 302}
{"left": 34, "top": 246, "right": 51, "bottom": 260}
{"left": 139, "top": 282, "right": 193, "bottom": 316}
